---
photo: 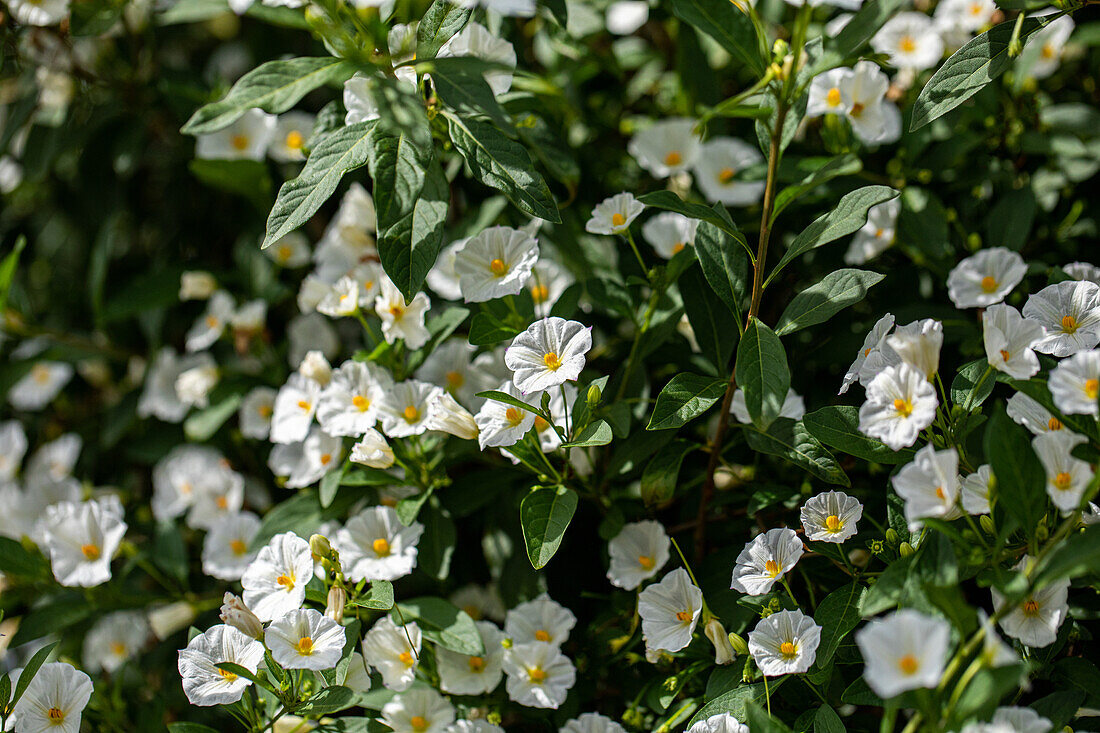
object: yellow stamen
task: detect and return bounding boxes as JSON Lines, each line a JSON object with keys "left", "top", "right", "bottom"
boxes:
{"left": 398, "top": 651, "right": 415, "bottom": 666}
{"left": 259, "top": 404, "right": 273, "bottom": 418}
{"left": 231, "top": 134, "right": 250, "bottom": 151}
{"left": 505, "top": 407, "right": 524, "bottom": 427}
{"left": 638, "top": 554, "right": 655, "bottom": 569}
{"left": 217, "top": 668, "right": 238, "bottom": 681}
{"left": 1000, "top": 349, "right": 1011, "bottom": 362}
{"left": 824, "top": 515, "right": 843, "bottom": 533}
{"left": 675, "top": 610, "right": 692, "bottom": 622}
{"left": 297, "top": 400, "right": 311, "bottom": 411}
{"left": 352, "top": 395, "right": 371, "bottom": 411}
{"left": 215, "top": 495, "right": 228, "bottom": 509}
{"left": 1062, "top": 315, "right": 1078, "bottom": 333}
{"left": 893, "top": 398, "right": 914, "bottom": 417}
{"left": 543, "top": 352, "right": 563, "bottom": 371}
{"left": 849, "top": 102, "right": 865, "bottom": 118}
{"left": 110, "top": 642, "right": 127, "bottom": 656}
{"left": 611, "top": 212, "right": 626, "bottom": 228}
{"left": 81, "top": 544, "right": 101, "bottom": 560}
{"left": 410, "top": 716, "right": 429, "bottom": 732}
{"left": 672, "top": 242, "right": 685, "bottom": 254}
{"left": 205, "top": 314, "right": 220, "bottom": 329}
{"left": 373, "top": 538, "right": 391, "bottom": 556}
{"left": 1041, "top": 43, "right": 1055, "bottom": 59}
{"left": 389, "top": 304, "right": 405, "bottom": 318}
{"left": 467, "top": 656, "right": 486, "bottom": 672}
{"left": 1022, "top": 598, "right": 1041, "bottom": 616}
{"left": 981, "top": 275, "right": 998, "bottom": 293}
{"left": 230, "top": 539, "right": 248, "bottom": 556}
{"left": 489, "top": 258, "right": 508, "bottom": 276}
{"left": 764, "top": 559, "right": 780, "bottom": 577}
{"left": 1053, "top": 472, "right": 1072, "bottom": 490}
{"left": 534, "top": 629, "right": 551, "bottom": 642}
{"left": 31, "top": 364, "right": 51, "bottom": 384}
{"left": 47, "top": 708, "right": 65, "bottom": 722}
{"left": 1048, "top": 417, "right": 1063, "bottom": 430}
{"left": 899, "top": 36, "right": 916, "bottom": 53}
{"left": 718, "top": 167, "right": 736, "bottom": 184}
{"left": 826, "top": 87, "right": 841, "bottom": 107}
{"left": 898, "top": 654, "right": 919, "bottom": 675}
{"left": 285, "top": 130, "right": 304, "bottom": 150}
{"left": 276, "top": 573, "right": 295, "bottom": 589}
{"left": 534, "top": 416, "right": 549, "bottom": 432}
{"left": 403, "top": 405, "right": 419, "bottom": 423}
{"left": 935, "top": 486, "right": 946, "bottom": 500}
{"left": 296, "top": 636, "right": 314, "bottom": 655}
{"left": 320, "top": 453, "right": 332, "bottom": 465}
{"left": 664, "top": 150, "right": 683, "bottom": 167}
{"left": 779, "top": 641, "right": 797, "bottom": 658}
{"left": 528, "top": 667, "right": 547, "bottom": 683}
{"left": 446, "top": 371, "right": 465, "bottom": 389}
{"left": 1085, "top": 379, "right": 1099, "bottom": 400}
{"left": 531, "top": 284, "right": 550, "bottom": 303}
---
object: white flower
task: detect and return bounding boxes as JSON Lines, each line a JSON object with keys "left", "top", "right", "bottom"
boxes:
{"left": 42, "top": 496, "right": 127, "bottom": 587}
{"left": 960, "top": 707, "right": 1054, "bottom": 733}
{"left": 182, "top": 458, "right": 245, "bottom": 531}
{"left": 350, "top": 428, "right": 395, "bottom": 468}
{"left": 139, "top": 349, "right": 211, "bottom": 423}
{"left": 0, "top": 420, "right": 27, "bottom": 482}
{"left": 202, "top": 511, "right": 262, "bottom": 581}
{"left": 1006, "top": 392, "right": 1067, "bottom": 435}
{"left": 4, "top": 0, "right": 70, "bottom": 25}
{"left": 730, "top": 387, "right": 805, "bottom": 424}
{"left": 426, "top": 240, "right": 466, "bottom": 301}
{"left": 316, "top": 360, "right": 387, "bottom": 437}
{"left": 438, "top": 620, "right": 505, "bottom": 695}
{"left": 807, "top": 69, "right": 850, "bottom": 118}
{"left": 505, "top": 317, "right": 592, "bottom": 394}
{"left": 1028, "top": 15, "right": 1074, "bottom": 80}
{"left": 1032, "top": 431, "right": 1093, "bottom": 514}
{"left": 474, "top": 382, "right": 536, "bottom": 450}
{"left": 382, "top": 688, "right": 456, "bottom": 733}
{"left": 642, "top": 212, "right": 699, "bottom": 260}
{"left": 839, "top": 61, "right": 891, "bottom": 143}
{"left": 1022, "top": 281, "right": 1100, "bottom": 356}
{"left": 438, "top": 22, "right": 517, "bottom": 95}
{"left": 840, "top": 313, "right": 896, "bottom": 395}
{"left": 425, "top": 390, "right": 479, "bottom": 439}
{"left": 452, "top": 0, "right": 536, "bottom": 16}
{"left": 220, "top": 593, "right": 264, "bottom": 639}
{"left": 933, "top": 0, "right": 996, "bottom": 35}
{"left": 686, "top": 713, "right": 750, "bottom": 733}
{"left": 8, "top": 361, "right": 73, "bottom": 411}
{"left": 177, "top": 624, "right": 265, "bottom": 706}
{"left": 266, "top": 231, "right": 311, "bottom": 268}
{"left": 801, "top": 491, "right": 863, "bottom": 543}
{"left": 607, "top": 520, "right": 670, "bottom": 590}
{"left": 241, "top": 531, "right": 314, "bottom": 621}
{"left": 748, "top": 609, "right": 822, "bottom": 676}
{"left": 317, "top": 276, "right": 361, "bottom": 318}
{"left": 451, "top": 584, "right": 507, "bottom": 623}
{"left": 502, "top": 641, "right": 576, "bottom": 708}
{"left": 454, "top": 226, "right": 540, "bottom": 303}
{"left": 335, "top": 505, "right": 424, "bottom": 582}
{"left": 344, "top": 68, "right": 417, "bottom": 124}
{"left": 239, "top": 386, "right": 277, "bottom": 439}
{"left": 638, "top": 567, "right": 703, "bottom": 654}
{"left": 175, "top": 360, "right": 219, "bottom": 409}
{"left": 298, "top": 350, "right": 333, "bottom": 387}
{"left": 730, "top": 528, "right": 804, "bottom": 596}
{"left": 983, "top": 304, "right": 1044, "bottom": 380}
{"left": 887, "top": 318, "right": 943, "bottom": 381}
{"left": 947, "top": 248, "right": 1028, "bottom": 308}
{"left": 265, "top": 608, "right": 347, "bottom": 671}
{"left": 872, "top": 12, "right": 945, "bottom": 71}
{"left": 891, "top": 444, "right": 962, "bottom": 530}
{"left": 505, "top": 593, "right": 577, "bottom": 647}
{"left": 628, "top": 118, "right": 701, "bottom": 178}
{"left": 961, "top": 464, "right": 994, "bottom": 515}
{"left": 585, "top": 193, "right": 645, "bottom": 235}
{"left": 606, "top": 0, "right": 648, "bottom": 35}
{"left": 362, "top": 615, "right": 422, "bottom": 691}
{"left": 268, "top": 111, "right": 314, "bottom": 163}
{"left": 858, "top": 364, "right": 938, "bottom": 451}
{"left": 11, "top": 662, "right": 92, "bottom": 733}
{"left": 1048, "top": 349, "right": 1100, "bottom": 417}
{"left": 82, "top": 611, "right": 150, "bottom": 674}
{"left": 180, "top": 270, "right": 217, "bottom": 300}
{"left": 186, "top": 291, "right": 234, "bottom": 351}
{"left": 376, "top": 277, "right": 432, "bottom": 349}
{"left": 561, "top": 713, "right": 627, "bottom": 733}
{"left": 270, "top": 373, "right": 321, "bottom": 444}
{"left": 25, "top": 432, "right": 80, "bottom": 485}
{"left": 196, "top": 109, "right": 275, "bottom": 160}
{"left": 992, "top": 557, "right": 1069, "bottom": 647}
{"left": 1064, "top": 261, "right": 1100, "bottom": 285}
{"left": 268, "top": 426, "right": 343, "bottom": 489}
{"left": 845, "top": 198, "right": 900, "bottom": 264}
{"left": 693, "top": 137, "right": 765, "bottom": 206}
{"left": 856, "top": 610, "right": 951, "bottom": 698}
{"left": 151, "top": 445, "right": 221, "bottom": 521}
{"left": 378, "top": 379, "right": 443, "bottom": 438}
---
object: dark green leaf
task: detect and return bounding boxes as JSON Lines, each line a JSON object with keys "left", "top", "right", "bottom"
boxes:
{"left": 519, "top": 486, "right": 578, "bottom": 569}
{"left": 669, "top": 0, "right": 766, "bottom": 75}
{"left": 417, "top": 0, "right": 473, "bottom": 59}
{"left": 830, "top": 0, "right": 910, "bottom": 58}
{"left": 984, "top": 408, "right": 1046, "bottom": 540}
{"left": 638, "top": 191, "right": 746, "bottom": 244}
{"left": 734, "top": 319, "right": 789, "bottom": 430}
{"left": 296, "top": 686, "right": 356, "bottom": 715}
{"left": 803, "top": 406, "right": 913, "bottom": 463}
{"left": 950, "top": 360, "right": 996, "bottom": 412}
{"left": 641, "top": 440, "right": 696, "bottom": 507}
{"left": 694, "top": 221, "right": 749, "bottom": 321}
{"left": 561, "top": 420, "right": 613, "bottom": 448}
{"left": 813, "top": 705, "right": 846, "bottom": 733}
{"left": 680, "top": 264, "right": 736, "bottom": 371}
{"left": 377, "top": 157, "right": 449, "bottom": 300}
{"left": 11, "top": 641, "right": 60, "bottom": 708}
{"left": 770, "top": 154, "right": 863, "bottom": 223}
{"left": 647, "top": 373, "right": 728, "bottom": 430}
{"left": 422, "top": 57, "right": 511, "bottom": 130}
{"left": 746, "top": 419, "right": 850, "bottom": 487}
{"left": 393, "top": 597, "right": 484, "bottom": 655}
{"left": 775, "top": 269, "right": 884, "bottom": 336}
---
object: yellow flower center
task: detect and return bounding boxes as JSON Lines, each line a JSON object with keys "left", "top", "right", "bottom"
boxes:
{"left": 446, "top": 371, "right": 465, "bottom": 389}
{"left": 981, "top": 275, "right": 998, "bottom": 293}
{"left": 411, "top": 716, "right": 429, "bottom": 732}
{"left": 611, "top": 212, "right": 626, "bottom": 228}
{"left": 528, "top": 667, "right": 547, "bottom": 683}
{"left": 389, "top": 304, "right": 405, "bottom": 318}
{"left": 297, "top": 400, "right": 311, "bottom": 412}
{"left": 893, "top": 398, "right": 914, "bottom": 417}
{"left": 468, "top": 655, "right": 486, "bottom": 672}
{"left": 764, "top": 559, "right": 780, "bottom": 577}
{"left": 1048, "top": 417, "right": 1063, "bottom": 430}
{"left": 398, "top": 651, "right": 415, "bottom": 666}
{"left": 826, "top": 87, "right": 841, "bottom": 107}
{"left": 718, "top": 167, "right": 736, "bottom": 184}
{"left": 1054, "top": 471, "right": 1073, "bottom": 490}
{"left": 898, "top": 654, "right": 919, "bottom": 675}
{"left": 1041, "top": 43, "right": 1055, "bottom": 59}
{"left": 320, "top": 453, "right": 332, "bottom": 465}
{"left": 217, "top": 668, "right": 238, "bottom": 681}
{"left": 48, "top": 708, "right": 65, "bottom": 722}
{"left": 403, "top": 405, "right": 420, "bottom": 423}
{"left": 531, "top": 283, "right": 550, "bottom": 303}
{"left": 543, "top": 352, "right": 563, "bottom": 370}
{"left": 638, "top": 554, "right": 655, "bottom": 569}
{"left": 259, "top": 404, "right": 273, "bottom": 418}
{"left": 285, "top": 130, "right": 304, "bottom": 150}
{"left": 969, "top": 2, "right": 983, "bottom": 14}
{"left": 373, "top": 538, "right": 391, "bottom": 556}
{"left": 352, "top": 395, "right": 371, "bottom": 411}
{"left": 505, "top": 407, "right": 524, "bottom": 427}
{"left": 935, "top": 486, "right": 946, "bottom": 500}
{"left": 81, "top": 543, "right": 101, "bottom": 560}
{"left": 779, "top": 641, "right": 797, "bottom": 658}
{"left": 1000, "top": 349, "right": 1011, "bottom": 362}
{"left": 875, "top": 228, "right": 885, "bottom": 239}
{"left": 675, "top": 610, "right": 692, "bottom": 622}
{"left": 297, "top": 636, "right": 314, "bottom": 655}
{"left": 278, "top": 244, "right": 293, "bottom": 262}
{"left": 899, "top": 36, "right": 916, "bottom": 53}
{"left": 111, "top": 642, "right": 127, "bottom": 656}
{"left": 534, "top": 629, "right": 551, "bottom": 642}
{"left": 825, "top": 515, "right": 843, "bottom": 533}
{"left": 276, "top": 573, "right": 295, "bottom": 589}
{"left": 205, "top": 314, "right": 220, "bottom": 329}
{"left": 849, "top": 102, "right": 865, "bottom": 118}
{"left": 1022, "top": 598, "right": 1041, "bottom": 616}
{"left": 1085, "top": 379, "right": 1099, "bottom": 400}
{"left": 672, "top": 242, "right": 685, "bottom": 254}
{"left": 1061, "top": 315, "right": 1078, "bottom": 333}
{"left": 32, "top": 364, "right": 52, "bottom": 384}
{"left": 489, "top": 258, "right": 508, "bottom": 276}
{"left": 231, "top": 134, "right": 250, "bottom": 151}
{"left": 216, "top": 495, "right": 229, "bottom": 509}
{"left": 664, "top": 150, "right": 683, "bottom": 167}
{"left": 230, "top": 539, "right": 248, "bottom": 556}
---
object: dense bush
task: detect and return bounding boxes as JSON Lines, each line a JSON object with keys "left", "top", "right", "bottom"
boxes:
{"left": 2, "top": 0, "right": 1100, "bottom": 731}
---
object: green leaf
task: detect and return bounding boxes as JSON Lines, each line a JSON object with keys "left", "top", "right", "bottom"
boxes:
{"left": 11, "top": 641, "right": 60, "bottom": 709}
{"left": 188, "top": 159, "right": 272, "bottom": 210}
{"left": 296, "top": 686, "right": 356, "bottom": 715}
{"left": 637, "top": 191, "right": 747, "bottom": 244}
{"left": 679, "top": 264, "right": 736, "bottom": 371}
{"left": 669, "top": 0, "right": 765, "bottom": 75}
{"left": 830, "top": 0, "right": 909, "bottom": 58}
{"left": 349, "top": 580, "right": 394, "bottom": 611}
{"left": 950, "top": 360, "right": 996, "bottom": 412}
{"left": 443, "top": 112, "right": 560, "bottom": 222}
{"left": 377, "top": 156, "right": 449, "bottom": 300}
{"left": 369, "top": 126, "right": 431, "bottom": 244}
{"left": 468, "top": 312, "right": 523, "bottom": 345}
{"left": 475, "top": 390, "right": 546, "bottom": 418}
{"left": 263, "top": 122, "right": 376, "bottom": 249}
{"left": 641, "top": 440, "right": 696, "bottom": 507}
{"left": 416, "top": 0, "right": 473, "bottom": 59}
{"left": 0, "top": 536, "right": 49, "bottom": 578}
{"left": 986, "top": 187, "right": 1036, "bottom": 251}
{"left": 1034, "top": 525, "right": 1100, "bottom": 591}
{"left": 910, "top": 15, "right": 1055, "bottom": 131}
{"left": 687, "top": 682, "right": 783, "bottom": 727}
{"left": 561, "top": 420, "right": 613, "bottom": 448}
{"left": 769, "top": 186, "right": 898, "bottom": 283}
{"left": 182, "top": 58, "right": 355, "bottom": 135}
{"left": 802, "top": 406, "right": 914, "bottom": 464}
{"left": 897, "top": 187, "right": 952, "bottom": 261}
{"left": 770, "top": 154, "right": 862, "bottom": 223}
{"left": 393, "top": 597, "right": 485, "bottom": 655}
{"left": 746, "top": 419, "right": 850, "bottom": 487}
{"left": 647, "top": 373, "right": 728, "bottom": 430}
{"left": 814, "top": 705, "right": 846, "bottom": 733}
{"left": 984, "top": 408, "right": 1046, "bottom": 541}
{"left": 775, "top": 269, "right": 884, "bottom": 336}
{"left": 168, "top": 724, "right": 221, "bottom": 733}
{"left": 421, "top": 57, "right": 511, "bottom": 130}
{"left": 519, "top": 486, "right": 578, "bottom": 570}
{"left": 694, "top": 221, "right": 749, "bottom": 322}
{"left": 183, "top": 393, "right": 241, "bottom": 441}
{"left": 734, "top": 319, "right": 789, "bottom": 430}
{"left": 320, "top": 460, "right": 348, "bottom": 508}
{"left": 0, "top": 235, "right": 26, "bottom": 314}
{"left": 418, "top": 506, "right": 456, "bottom": 580}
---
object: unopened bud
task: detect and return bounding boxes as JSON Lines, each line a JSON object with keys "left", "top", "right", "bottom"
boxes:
{"left": 310, "top": 534, "right": 332, "bottom": 560}
{"left": 179, "top": 271, "right": 217, "bottom": 301}
{"left": 885, "top": 528, "right": 899, "bottom": 546}
{"left": 326, "top": 586, "right": 347, "bottom": 623}
{"left": 899, "top": 541, "right": 915, "bottom": 557}
{"left": 220, "top": 593, "right": 264, "bottom": 639}
{"left": 587, "top": 384, "right": 601, "bottom": 410}
{"left": 979, "top": 514, "right": 995, "bottom": 535}
{"left": 704, "top": 619, "right": 737, "bottom": 665}
{"left": 148, "top": 601, "right": 198, "bottom": 641}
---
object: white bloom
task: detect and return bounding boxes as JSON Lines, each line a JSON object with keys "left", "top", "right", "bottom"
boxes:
{"left": 317, "top": 360, "right": 387, "bottom": 437}
{"left": 376, "top": 277, "right": 431, "bottom": 349}
{"left": 730, "top": 387, "right": 805, "bottom": 424}
{"left": 607, "top": 520, "right": 670, "bottom": 590}
{"left": 1028, "top": 15, "right": 1074, "bottom": 80}
{"left": 266, "top": 231, "right": 312, "bottom": 268}
{"left": 180, "top": 270, "right": 218, "bottom": 300}
{"left": 11, "top": 663, "right": 92, "bottom": 733}
{"left": 505, "top": 593, "right": 577, "bottom": 647}
{"left": 686, "top": 714, "right": 750, "bottom": 733}
{"left": 202, "top": 511, "right": 262, "bottom": 581}
{"left": 891, "top": 444, "right": 961, "bottom": 530}
{"left": 1006, "top": 392, "right": 1067, "bottom": 435}
{"left": 42, "top": 496, "right": 127, "bottom": 587}
{"left": 83, "top": 611, "right": 150, "bottom": 674}
{"left": 438, "top": 620, "right": 505, "bottom": 695}
{"left": 175, "top": 360, "right": 219, "bottom": 409}
{"left": 452, "top": 0, "right": 536, "bottom": 16}
{"left": 350, "top": 428, "right": 395, "bottom": 468}
{"left": 151, "top": 445, "right": 223, "bottom": 521}
{"left": 415, "top": 338, "right": 477, "bottom": 405}
{"left": 182, "top": 457, "right": 245, "bottom": 531}
{"left": 8, "top": 361, "right": 73, "bottom": 411}
{"left": 1064, "top": 261, "right": 1100, "bottom": 285}
{"left": 1032, "top": 431, "right": 1093, "bottom": 514}
{"left": 315, "top": 183, "right": 378, "bottom": 274}
{"left": 627, "top": 118, "right": 701, "bottom": 178}
{"left": 807, "top": 69, "right": 850, "bottom": 119}
{"left": 186, "top": 291, "right": 235, "bottom": 351}
{"left": 239, "top": 386, "right": 277, "bottom": 439}
{"left": 947, "top": 248, "right": 1028, "bottom": 308}
{"left": 335, "top": 505, "right": 424, "bottom": 582}
{"left": 268, "top": 111, "right": 314, "bottom": 162}
{"left": 268, "top": 426, "right": 343, "bottom": 489}
{"left": 25, "top": 432, "right": 80, "bottom": 485}
{"left": 983, "top": 304, "right": 1045, "bottom": 380}
{"left": 195, "top": 109, "right": 275, "bottom": 160}
{"left": 382, "top": 688, "right": 456, "bottom": 733}
{"left": 839, "top": 61, "right": 891, "bottom": 143}
{"left": 730, "top": 528, "right": 804, "bottom": 596}
{"left": 438, "top": 22, "right": 517, "bottom": 95}
{"left": 856, "top": 610, "right": 951, "bottom": 698}
{"left": 177, "top": 625, "right": 265, "bottom": 706}
{"left": 0, "top": 420, "right": 27, "bottom": 482}
{"left": 961, "top": 464, "right": 994, "bottom": 515}
{"left": 451, "top": 584, "right": 507, "bottom": 623}
{"left": 270, "top": 373, "right": 321, "bottom": 444}
{"left": 887, "top": 318, "right": 943, "bottom": 381}
{"left": 992, "top": 557, "right": 1069, "bottom": 647}
{"left": 139, "top": 349, "right": 211, "bottom": 423}
{"left": 220, "top": 593, "right": 264, "bottom": 639}
{"left": 638, "top": 567, "right": 703, "bottom": 653}
{"left": 427, "top": 240, "right": 466, "bottom": 301}
{"left": 801, "top": 491, "right": 863, "bottom": 543}
{"left": 362, "top": 615, "right": 422, "bottom": 691}
{"left": 241, "top": 532, "right": 314, "bottom": 621}
{"left": 845, "top": 198, "right": 900, "bottom": 264}
{"left": 317, "top": 276, "right": 360, "bottom": 318}
{"left": 505, "top": 317, "right": 592, "bottom": 394}
{"left": 265, "top": 608, "right": 347, "bottom": 671}
{"left": 606, "top": 0, "right": 648, "bottom": 34}
{"left": 454, "top": 226, "right": 540, "bottom": 303}
{"left": 379, "top": 379, "right": 443, "bottom": 438}
{"left": 858, "top": 364, "right": 938, "bottom": 451}
{"left": 4, "top": 0, "right": 70, "bottom": 25}
{"left": 585, "top": 193, "right": 645, "bottom": 235}
{"left": 748, "top": 609, "right": 822, "bottom": 676}
{"left": 872, "top": 12, "right": 945, "bottom": 71}
{"left": 425, "top": 390, "right": 479, "bottom": 439}
{"left": 840, "top": 313, "right": 895, "bottom": 395}
{"left": 693, "top": 137, "right": 765, "bottom": 207}
{"left": 561, "top": 713, "right": 627, "bottom": 733}
{"left": 961, "top": 707, "right": 1054, "bottom": 733}
{"left": 233, "top": 300, "right": 267, "bottom": 335}
{"left": 642, "top": 212, "right": 699, "bottom": 260}
{"left": 474, "top": 382, "right": 536, "bottom": 450}
{"left": 1048, "top": 349, "right": 1100, "bottom": 417}
{"left": 344, "top": 68, "right": 417, "bottom": 124}
{"left": 298, "top": 350, "right": 333, "bottom": 387}
{"left": 1022, "top": 281, "right": 1100, "bottom": 356}
{"left": 502, "top": 641, "right": 576, "bottom": 708}
{"left": 934, "top": 0, "right": 996, "bottom": 35}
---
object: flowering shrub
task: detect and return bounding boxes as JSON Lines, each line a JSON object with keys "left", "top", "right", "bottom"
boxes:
{"left": 2, "top": 0, "right": 1100, "bottom": 731}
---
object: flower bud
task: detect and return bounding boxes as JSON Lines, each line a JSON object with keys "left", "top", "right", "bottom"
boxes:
{"left": 704, "top": 618, "right": 737, "bottom": 665}
{"left": 148, "top": 601, "right": 198, "bottom": 641}
{"left": 587, "top": 383, "right": 601, "bottom": 410}
{"left": 848, "top": 548, "right": 871, "bottom": 568}
{"left": 351, "top": 430, "right": 395, "bottom": 469}
{"left": 979, "top": 514, "right": 995, "bottom": 535}
{"left": 220, "top": 593, "right": 264, "bottom": 639}
{"left": 899, "top": 541, "right": 915, "bottom": 558}
{"left": 298, "top": 350, "right": 332, "bottom": 387}
{"left": 179, "top": 271, "right": 217, "bottom": 301}
{"left": 425, "top": 391, "right": 478, "bottom": 440}
{"left": 728, "top": 631, "right": 749, "bottom": 656}
{"left": 885, "top": 528, "right": 899, "bottom": 546}
{"left": 310, "top": 534, "right": 332, "bottom": 560}
{"left": 326, "top": 586, "right": 347, "bottom": 623}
